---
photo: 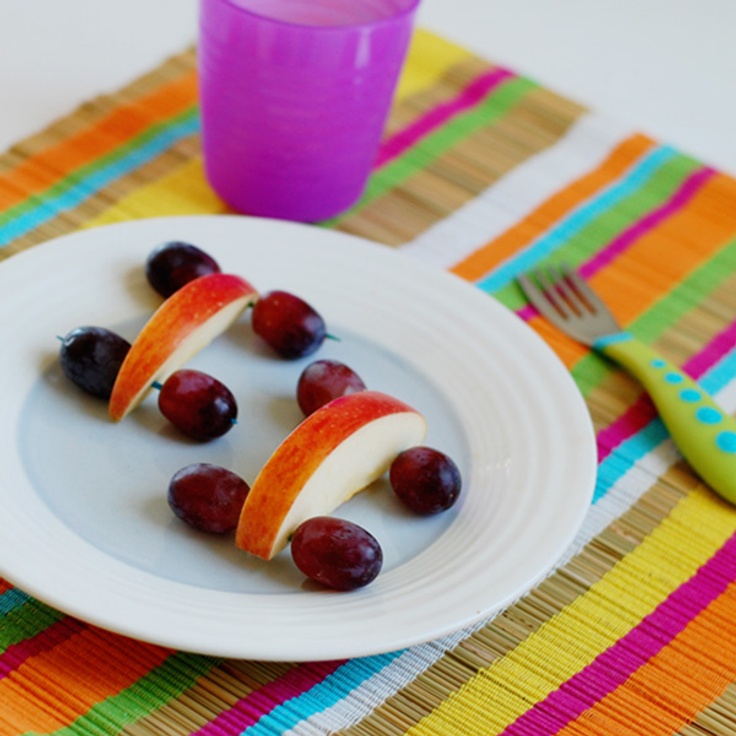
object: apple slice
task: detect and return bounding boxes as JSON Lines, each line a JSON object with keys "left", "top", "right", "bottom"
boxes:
{"left": 235, "top": 390, "right": 427, "bottom": 560}
{"left": 109, "top": 272, "right": 258, "bottom": 421}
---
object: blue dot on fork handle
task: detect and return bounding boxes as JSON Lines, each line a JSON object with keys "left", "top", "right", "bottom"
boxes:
{"left": 651, "top": 359, "right": 666, "bottom": 368}
{"left": 696, "top": 407, "right": 722, "bottom": 425}
{"left": 665, "top": 372, "right": 683, "bottom": 384}
{"left": 680, "top": 388, "right": 701, "bottom": 402}
{"left": 716, "top": 431, "right": 736, "bottom": 454}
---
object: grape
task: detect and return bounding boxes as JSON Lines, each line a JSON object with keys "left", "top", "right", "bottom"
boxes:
{"left": 59, "top": 326, "right": 131, "bottom": 398}
{"left": 389, "top": 447, "right": 462, "bottom": 515}
{"left": 251, "top": 290, "right": 327, "bottom": 359}
{"left": 291, "top": 516, "right": 383, "bottom": 590}
{"left": 145, "top": 241, "right": 220, "bottom": 297}
{"left": 296, "top": 359, "right": 366, "bottom": 415}
{"left": 168, "top": 463, "right": 249, "bottom": 533}
{"left": 158, "top": 369, "right": 237, "bottom": 441}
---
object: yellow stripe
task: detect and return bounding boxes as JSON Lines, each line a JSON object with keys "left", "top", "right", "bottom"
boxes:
{"left": 395, "top": 29, "right": 471, "bottom": 100}
{"left": 86, "top": 158, "right": 225, "bottom": 228}
{"left": 407, "top": 488, "right": 736, "bottom": 735}
{"left": 85, "top": 29, "right": 470, "bottom": 229}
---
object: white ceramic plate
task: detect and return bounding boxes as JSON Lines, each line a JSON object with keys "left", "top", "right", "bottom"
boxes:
{"left": 0, "top": 215, "right": 596, "bottom": 661}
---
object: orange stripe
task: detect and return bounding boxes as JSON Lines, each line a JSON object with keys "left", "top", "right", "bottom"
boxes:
{"left": 0, "top": 579, "right": 13, "bottom": 596}
{"left": 0, "top": 627, "right": 171, "bottom": 732}
{"left": 450, "top": 134, "right": 656, "bottom": 281}
{"left": 0, "top": 69, "right": 197, "bottom": 211}
{"left": 555, "top": 579, "right": 736, "bottom": 736}
{"left": 528, "top": 316, "right": 588, "bottom": 369}
{"left": 588, "top": 170, "right": 736, "bottom": 325}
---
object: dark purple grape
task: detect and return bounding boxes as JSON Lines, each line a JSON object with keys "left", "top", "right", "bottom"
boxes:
{"left": 389, "top": 447, "right": 462, "bottom": 515}
{"left": 296, "top": 359, "right": 366, "bottom": 415}
{"left": 168, "top": 463, "right": 249, "bottom": 533}
{"left": 59, "top": 326, "right": 131, "bottom": 398}
{"left": 145, "top": 241, "right": 220, "bottom": 297}
{"left": 158, "top": 369, "right": 237, "bottom": 441}
{"left": 251, "top": 290, "right": 327, "bottom": 359}
{"left": 291, "top": 516, "right": 383, "bottom": 591}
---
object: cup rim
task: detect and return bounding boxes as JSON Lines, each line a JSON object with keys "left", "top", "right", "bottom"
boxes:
{"left": 210, "top": 0, "right": 421, "bottom": 30}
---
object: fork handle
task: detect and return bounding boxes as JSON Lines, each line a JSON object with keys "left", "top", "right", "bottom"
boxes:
{"left": 595, "top": 332, "right": 736, "bottom": 505}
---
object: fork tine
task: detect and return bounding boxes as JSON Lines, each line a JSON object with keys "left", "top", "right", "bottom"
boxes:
{"left": 518, "top": 262, "right": 621, "bottom": 345}
{"left": 538, "top": 265, "right": 575, "bottom": 318}
{"left": 527, "top": 265, "right": 578, "bottom": 321}
{"left": 559, "top": 265, "right": 601, "bottom": 314}
{"left": 518, "top": 269, "right": 564, "bottom": 321}
{"left": 517, "top": 270, "right": 545, "bottom": 305}
{"left": 552, "top": 263, "right": 595, "bottom": 318}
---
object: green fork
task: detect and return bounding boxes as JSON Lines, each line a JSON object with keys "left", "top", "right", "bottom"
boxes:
{"left": 518, "top": 263, "right": 736, "bottom": 506}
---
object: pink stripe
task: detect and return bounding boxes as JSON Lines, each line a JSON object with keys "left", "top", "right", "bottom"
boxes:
{"left": 517, "top": 303, "right": 535, "bottom": 321}
{"left": 517, "top": 305, "right": 736, "bottom": 462}
{"left": 683, "top": 317, "right": 736, "bottom": 379}
{"left": 195, "top": 659, "right": 345, "bottom": 735}
{"left": 0, "top": 616, "right": 86, "bottom": 679}
{"left": 580, "top": 166, "right": 716, "bottom": 279}
{"left": 374, "top": 67, "right": 515, "bottom": 168}
{"left": 595, "top": 318, "right": 736, "bottom": 461}
{"left": 595, "top": 394, "right": 655, "bottom": 460}
{"left": 500, "top": 529, "right": 736, "bottom": 735}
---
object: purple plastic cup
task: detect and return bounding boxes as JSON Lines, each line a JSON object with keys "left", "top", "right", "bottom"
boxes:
{"left": 198, "top": 0, "right": 420, "bottom": 222}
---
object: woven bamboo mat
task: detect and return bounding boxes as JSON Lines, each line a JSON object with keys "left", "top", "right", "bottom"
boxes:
{"left": 3, "top": 28, "right": 736, "bottom": 736}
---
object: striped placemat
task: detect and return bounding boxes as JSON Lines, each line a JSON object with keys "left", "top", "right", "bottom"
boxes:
{"left": 3, "top": 28, "right": 736, "bottom": 736}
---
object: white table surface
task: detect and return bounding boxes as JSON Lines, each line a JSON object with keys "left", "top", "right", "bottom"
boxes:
{"left": 0, "top": 0, "right": 734, "bottom": 175}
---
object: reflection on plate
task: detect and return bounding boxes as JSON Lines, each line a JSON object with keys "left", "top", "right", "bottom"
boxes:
{"left": 0, "top": 215, "right": 596, "bottom": 660}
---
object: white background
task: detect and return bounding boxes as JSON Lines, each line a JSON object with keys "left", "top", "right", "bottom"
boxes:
{"left": 0, "top": 0, "right": 734, "bottom": 174}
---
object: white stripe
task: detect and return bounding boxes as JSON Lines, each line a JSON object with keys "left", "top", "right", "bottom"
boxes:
{"left": 398, "top": 112, "right": 639, "bottom": 270}
{"left": 283, "top": 639, "right": 469, "bottom": 736}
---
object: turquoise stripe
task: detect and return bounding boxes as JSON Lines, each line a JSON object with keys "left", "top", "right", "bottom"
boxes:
{"left": 593, "top": 419, "right": 669, "bottom": 502}
{"left": 477, "top": 145, "right": 678, "bottom": 293}
{"left": 593, "top": 347, "right": 736, "bottom": 502}
{"left": 593, "top": 332, "right": 633, "bottom": 349}
{"left": 0, "top": 587, "right": 30, "bottom": 615}
{"left": 0, "top": 112, "right": 199, "bottom": 247}
{"left": 703, "top": 347, "right": 736, "bottom": 392}
{"left": 242, "top": 651, "right": 404, "bottom": 735}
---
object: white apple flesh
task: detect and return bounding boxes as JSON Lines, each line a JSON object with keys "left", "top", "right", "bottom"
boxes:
{"left": 109, "top": 272, "right": 258, "bottom": 421}
{"left": 235, "top": 390, "right": 427, "bottom": 560}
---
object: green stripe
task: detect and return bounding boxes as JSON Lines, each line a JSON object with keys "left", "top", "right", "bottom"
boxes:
{"left": 324, "top": 75, "right": 539, "bottom": 226}
{"left": 0, "top": 598, "right": 65, "bottom": 653}
{"left": 633, "top": 241, "right": 736, "bottom": 343}
{"left": 24, "top": 651, "right": 220, "bottom": 736}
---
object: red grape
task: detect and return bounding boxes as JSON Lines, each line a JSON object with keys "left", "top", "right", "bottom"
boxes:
{"left": 291, "top": 516, "right": 383, "bottom": 590}
{"left": 145, "top": 241, "right": 220, "bottom": 297}
{"left": 59, "top": 326, "right": 131, "bottom": 398}
{"left": 389, "top": 447, "right": 462, "bottom": 515}
{"left": 158, "top": 369, "right": 237, "bottom": 441}
{"left": 296, "top": 359, "right": 366, "bottom": 415}
{"left": 251, "top": 290, "right": 326, "bottom": 359}
{"left": 168, "top": 463, "right": 249, "bottom": 533}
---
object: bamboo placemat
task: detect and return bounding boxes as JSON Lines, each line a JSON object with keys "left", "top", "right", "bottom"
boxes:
{"left": 3, "top": 29, "right": 736, "bottom": 736}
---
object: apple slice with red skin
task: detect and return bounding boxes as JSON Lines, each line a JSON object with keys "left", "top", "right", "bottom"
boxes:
{"left": 235, "top": 390, "right": 427, "bottom": 560}
{"left": 109, "top": 272, "right": 258, "bottom": 421}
